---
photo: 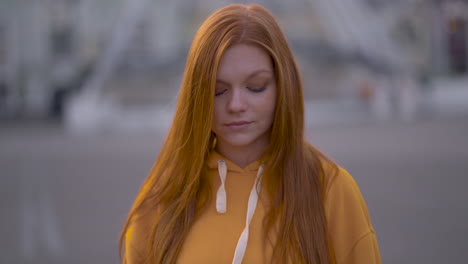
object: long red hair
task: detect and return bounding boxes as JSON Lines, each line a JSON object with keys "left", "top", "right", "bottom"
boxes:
{"left": 120, "top": 4, "right": 337, "bottom": 263}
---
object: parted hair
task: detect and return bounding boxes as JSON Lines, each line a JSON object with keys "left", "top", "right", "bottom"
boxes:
{"left": 120, "top": 4, "right": 337, "bottom": 264}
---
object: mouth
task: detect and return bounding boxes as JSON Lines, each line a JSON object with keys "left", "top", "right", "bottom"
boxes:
{"left": 226, "top": 121, "right": 252, "bottom": 130}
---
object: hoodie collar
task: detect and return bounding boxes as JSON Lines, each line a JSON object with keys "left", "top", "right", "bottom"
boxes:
{"left": 207, "top": 150, "right": 269, "bottom": 173}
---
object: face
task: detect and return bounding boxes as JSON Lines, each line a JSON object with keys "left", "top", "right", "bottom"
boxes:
{"left": 212, "top": 43, "right": 277, "bottom": 155}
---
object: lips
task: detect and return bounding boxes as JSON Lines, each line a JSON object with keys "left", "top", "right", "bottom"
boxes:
{"left": 227, "top": 121, "right": 251, "bottom": 125}
{"left": 226, "top": 121, "right": 252, "bottom": 130}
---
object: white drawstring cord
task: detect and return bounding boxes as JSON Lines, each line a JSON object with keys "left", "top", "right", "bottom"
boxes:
{"left": 215, "top": 160, "right": 265, "bottom": 264}
{"left": 216, "top": 160, "right": 227, "bottom": 214}
{"left": 231, "top": 163, "right": 264, "bottom": 264}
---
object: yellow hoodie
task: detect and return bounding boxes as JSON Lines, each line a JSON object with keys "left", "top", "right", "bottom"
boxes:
{"left": 124, "top": 151, "right": 381, "bottom": 263}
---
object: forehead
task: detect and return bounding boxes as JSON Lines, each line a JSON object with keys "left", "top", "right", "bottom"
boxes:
{"left": 216, "top": 43, "right": 273, "bottom": 80}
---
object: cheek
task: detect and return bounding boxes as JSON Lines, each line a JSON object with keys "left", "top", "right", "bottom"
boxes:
{"left": 265, "top": 103, "right": 276, "bottom": 124}
{"left": 262, "top": 91, "right": 277, "bottom": 121}
{"left": 212, "top": 102, "right": 223, "bottom": 127}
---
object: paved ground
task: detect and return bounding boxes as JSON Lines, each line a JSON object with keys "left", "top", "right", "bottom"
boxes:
{"left": 1, "top": 116, "right": 467, "bottom": 264}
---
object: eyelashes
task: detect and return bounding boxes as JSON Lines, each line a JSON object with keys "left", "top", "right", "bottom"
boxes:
{"left": 215, "top": 86, "right": 267, "bottom": 96}
{"left": 248, "top": 86, "right": 266, "bottom": 93}
{"left": 215, "top": 89, "right": 227, "bottom": 96}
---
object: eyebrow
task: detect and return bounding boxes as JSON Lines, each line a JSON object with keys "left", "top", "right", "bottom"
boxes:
{"left": 216, "top": 69, "right": 273, "bottom": 85}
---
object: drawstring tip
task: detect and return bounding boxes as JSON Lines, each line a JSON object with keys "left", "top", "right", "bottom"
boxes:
{"left": 216, "top": 204, "right": 227, "bottom": 214}
{"left": 216, "top": 187, "right": 227, "bottom": 214}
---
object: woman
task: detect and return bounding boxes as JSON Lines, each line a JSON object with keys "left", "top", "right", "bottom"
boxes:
{"left": 120, "top": 4, "right": 381, "bottom": 264}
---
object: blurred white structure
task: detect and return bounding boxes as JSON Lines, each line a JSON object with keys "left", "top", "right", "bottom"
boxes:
{"left": 0, "top": 0, "right": 467, "bottom": 130}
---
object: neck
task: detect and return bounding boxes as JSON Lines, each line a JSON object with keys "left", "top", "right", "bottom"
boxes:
{"left": 215, "top": 141, "right": 268, "bottom": 168}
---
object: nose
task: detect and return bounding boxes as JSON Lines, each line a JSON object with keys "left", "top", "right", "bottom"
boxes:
{"left": 227, "top": 88, "right": 247, "bottom": 113}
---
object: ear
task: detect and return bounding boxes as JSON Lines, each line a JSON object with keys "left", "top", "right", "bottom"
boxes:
{"left": 210, "top": 133, "right": 217, "bottom": 149}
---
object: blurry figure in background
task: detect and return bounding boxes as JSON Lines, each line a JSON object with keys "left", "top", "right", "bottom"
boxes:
{"left": 352, "top": 67, "right": 392, "bottom": 122}
{"left": 358, "top": 78, "right": 375, "bottom": 102}
{"left": 369, "top": 75, "right": 393, "bottom": 122}
{"left": 120, "top": 4, "right": 381, "bottom": 264}
{"left": 448, "top": 16, "right": 467, "bottom": 74}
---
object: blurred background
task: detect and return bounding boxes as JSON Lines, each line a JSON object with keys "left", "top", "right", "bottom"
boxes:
{"left": 0, "top": 0, "right": 467, "bottom": 263}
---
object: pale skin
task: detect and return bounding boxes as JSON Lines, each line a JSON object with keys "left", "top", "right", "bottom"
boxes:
{"left": 212, "top": 43, "right": 277, "bottom": 168}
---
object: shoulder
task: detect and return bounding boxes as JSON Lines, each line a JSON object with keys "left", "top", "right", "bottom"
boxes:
{"left": 322, "top": 163, "right": 365, "bottom": 208}
{"left": 124, "top": 204, "right": 160, "bottom": 264}
{"left": 321, "top": 164, "right": 374, "bottom": 233}
{"left": 321, "top": 161, "right": 381, "bottom": 263}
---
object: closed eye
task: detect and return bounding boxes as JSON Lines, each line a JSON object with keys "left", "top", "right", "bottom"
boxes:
{"left": 215, "top": 88, "right": 228, "bottom": 96}
{"left": 247, "top": 86, "right": 266, "bottom": 93}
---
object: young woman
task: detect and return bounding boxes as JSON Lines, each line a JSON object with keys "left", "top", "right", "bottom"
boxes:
{"left": 120, "top": 4, "right": 381, "bottom": 264}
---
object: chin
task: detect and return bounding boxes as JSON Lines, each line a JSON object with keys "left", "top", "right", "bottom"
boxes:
{"left": 221, "top": 139, "right": 255, "bottom": 148}
{"left": 218, "top": 134, "right": 266, "bottom": 149}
